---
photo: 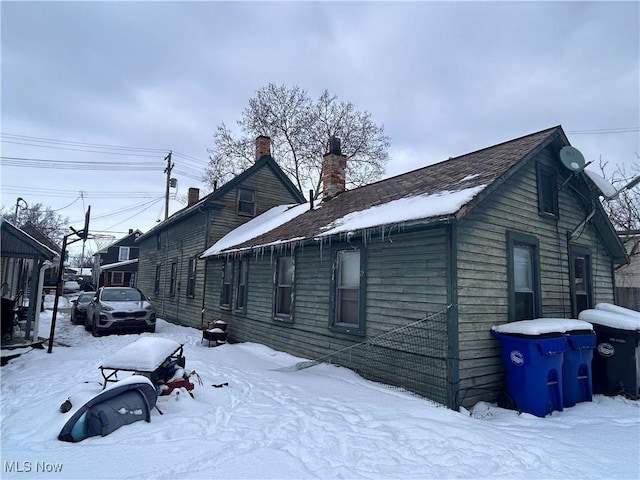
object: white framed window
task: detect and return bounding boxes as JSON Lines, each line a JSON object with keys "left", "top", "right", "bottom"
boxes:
{"left": 118, "top": 247, "right": 130, "bottom": 261}
{"left": 274, "top": 256, "right": 294, "bottom": 320}
{"left": 508, "top": 232, "right": 541, "bottom": 321}
{"left": 330, "top": 246, "right": 365, "bottom": 335}
{"left": 220, "top": 259, "right": 233, "bottom": 308}
{"left": 236, "top": 258, "right": 248, "bottom": 311}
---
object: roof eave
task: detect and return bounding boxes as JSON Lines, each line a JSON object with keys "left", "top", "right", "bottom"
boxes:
{"left": 209, "top": 216, "right": 455, "bottom": 258}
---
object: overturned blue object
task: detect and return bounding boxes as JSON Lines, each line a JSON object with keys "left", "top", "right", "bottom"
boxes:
{"left": 58, "top": 376, "right": 157, "bottom": 442}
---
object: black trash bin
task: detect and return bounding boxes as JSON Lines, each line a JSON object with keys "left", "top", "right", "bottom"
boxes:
{"left": 579, "top": 307, "right": 640, "bottom": 398}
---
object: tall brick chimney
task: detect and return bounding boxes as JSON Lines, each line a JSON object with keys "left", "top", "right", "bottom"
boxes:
{"left": 187, "top": 187, "right": 200, "bottom": 207}
{"left": 322, "top": 136, "right": 346, "bottom": 200}
{"left": 255, "top": 135, "right": 271, "bottom": 161}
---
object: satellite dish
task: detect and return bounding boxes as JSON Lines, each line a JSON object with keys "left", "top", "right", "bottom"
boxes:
{"left": 559, "top": 146, "right": 586, "bottom": 172}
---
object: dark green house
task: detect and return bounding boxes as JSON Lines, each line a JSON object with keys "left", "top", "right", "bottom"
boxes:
{"left": 200, "top": 126, "right": 628, "bottom": 410}
{"left": 136, "top": 136, "right": 305, "bottom": 328}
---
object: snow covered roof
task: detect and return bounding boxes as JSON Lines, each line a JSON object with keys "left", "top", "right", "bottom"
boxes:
{"left": 1, "top": 218, "right": 58, "bottom": 260}
{"left": 100, "top": 258, "right": 138, "bottom": 271}
{"left": 202, "top": 126, "right": 563, "bottom": 257}
{"left": 96, "top": 229, "right": 143, "bottom": 254}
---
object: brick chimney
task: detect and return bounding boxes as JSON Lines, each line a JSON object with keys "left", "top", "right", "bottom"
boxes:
{"left": 187, "top": 187, "right": 200, "bottom": 207}
{"left": 322, "top": 136, "right": 346, "bottom": 199}
{"left": 255, "top": 135, "right": 271, "bottom": 161}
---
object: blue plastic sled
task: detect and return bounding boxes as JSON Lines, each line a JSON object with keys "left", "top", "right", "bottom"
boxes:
{"left": 58, "top": 376, "right": 157, "bottom": 442}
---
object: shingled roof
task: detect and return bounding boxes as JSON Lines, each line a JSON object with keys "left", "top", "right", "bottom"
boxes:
{"left": 202, "top": 126, "right": 565, "bottom": 257}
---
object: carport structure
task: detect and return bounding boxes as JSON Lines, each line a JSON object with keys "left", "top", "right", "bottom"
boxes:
{"left": 1, "top": 219, "right": 57, "bottom": 347}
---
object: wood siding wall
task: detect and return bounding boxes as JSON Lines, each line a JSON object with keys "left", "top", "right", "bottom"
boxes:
{"left": 205, "top": 228, "right": 452, "bottom": 406}
{"left": 137, "top": 164, "right": 304, "bottom": 329}
{"left": 455, "top": 146, "right": 616, "bottom": 408}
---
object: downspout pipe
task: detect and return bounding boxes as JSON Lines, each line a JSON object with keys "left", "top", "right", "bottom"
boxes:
{"left": 31, "top": 260, "right": 53, "bottom": 342}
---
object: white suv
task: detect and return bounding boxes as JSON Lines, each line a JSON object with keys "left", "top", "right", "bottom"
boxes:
{"left": 86, "top": 287, "right": 156, "bottom": 336}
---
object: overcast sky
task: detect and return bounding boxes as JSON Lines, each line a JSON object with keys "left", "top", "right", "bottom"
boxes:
{"left": 2, "top": 1, "right": 638, "bottom": 256}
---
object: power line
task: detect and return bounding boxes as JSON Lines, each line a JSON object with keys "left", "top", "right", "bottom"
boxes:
{"left": 0, "top": 156, "right": 163, "bottom": 170}
{"left": 1, "top": 185, "right": 163, "bottom": 199}
{"left": 1, "top": 140, "right": 164, "bottom": 158}
{"left": 0, "top": 133, "right": 169, "bottom": 154}
{"left": 1, "top": 156, "right": 205, "bottom": 179}
{"left": 69, "top": 197, "right": 165, "bottom": 223}
{"left": 1, "top": 132, "right": 210, "bottom": 166}
{"left": 105, "top": 197, "right": 165, "bottom": 231}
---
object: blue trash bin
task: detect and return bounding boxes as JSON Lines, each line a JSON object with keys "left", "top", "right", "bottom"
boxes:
{"left": 491, "top": 329, "right": 566, "bottom": 417}
{"left": 562, "top": 329, "right": 596, "bottom": 407}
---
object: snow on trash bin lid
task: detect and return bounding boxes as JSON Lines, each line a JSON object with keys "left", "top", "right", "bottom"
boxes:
{"left": 492, "top": 318, "right": 593, "bottom": 336}
{"left": 594, "top": 303, "right": 640, "bottom": 319}
{"left": 578, "top": 308, "right": 640, "bottom": 332}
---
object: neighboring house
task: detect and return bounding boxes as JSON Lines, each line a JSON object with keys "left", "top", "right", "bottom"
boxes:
{"left": 200, "top": 126, "right": 628, "bottom": 411}
{"left": 615, "top": 230, "right": 640, "bottom": 310}
{"left": 92, "top": 229, "right": 143, "bottom": 288}
{"left": 136, "top": 136, "right": 306, "bottom": 327}
{"left": 1, "top": 219, "right": 57, "bottom": 346}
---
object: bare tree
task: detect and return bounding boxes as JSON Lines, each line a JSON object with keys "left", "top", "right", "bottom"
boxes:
{"left": 1, "top": 202, "right": 68, "bottom": 245}
{"left": 205, "top": 84, "right": 390, "bottom": 199}
{"left": 598, "top": 157, "right": 640, "bottom": 269}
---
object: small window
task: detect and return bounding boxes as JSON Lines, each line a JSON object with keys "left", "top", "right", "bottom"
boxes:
{"left": 235, "top": 258, "right": 248, "bottom": 311}
{"left": 169, "top": 262, "right": 177, "bottom": 295}
{"left": 570, "top": 247, "right": 592, "bottom": 316}
{"left": 508, "top": 232, "right": 541, "bottom": 321}
{"left": 237, "top": 187, "right": 256, "bottom": 216}
{"left": 111, "top": 271, "right": 124, "bottom": 285}
{"left": 154, "top": 265, "right": 161, "bottom": 295}
{"left": 118, "top": 246, "right": 130, "bottom": 261}
{"left": 186, "top": 258, "right": 196, "bottom": 298}
{"left": 156, "top": 234, "right": 161, "bottom": 250}
{"left": 274, "top": 256, "right": 294, "bottom": 320}
{"left": 331, "top": 247, "right": 365, "bottom": 334}
{"left": 537, "top": 163, "right": 558, "bottom": 217}
{"left": 220, "top": 259, "right": 233, "bottom": 309}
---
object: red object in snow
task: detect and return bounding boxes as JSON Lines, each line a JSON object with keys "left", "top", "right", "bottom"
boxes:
{"left": 160, "top": 378, "right": 195, "bottom": 396}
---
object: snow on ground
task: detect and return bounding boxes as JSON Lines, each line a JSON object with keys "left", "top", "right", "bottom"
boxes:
{"left": 1, "top": 310, "right": 639, "bottom": 480}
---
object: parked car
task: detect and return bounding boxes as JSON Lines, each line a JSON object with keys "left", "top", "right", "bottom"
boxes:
{"left": 86, "top": 287, "right": 156, "bottom": 336}
{"left": 70, "top": 292, "right": 95, "bottom": 325}
{"left": 62, "top": 281, "right": 81, "bottom": 295}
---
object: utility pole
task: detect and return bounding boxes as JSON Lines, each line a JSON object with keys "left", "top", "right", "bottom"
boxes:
{"left": 164, "top": 151, "right": 173, "bottom": 220}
